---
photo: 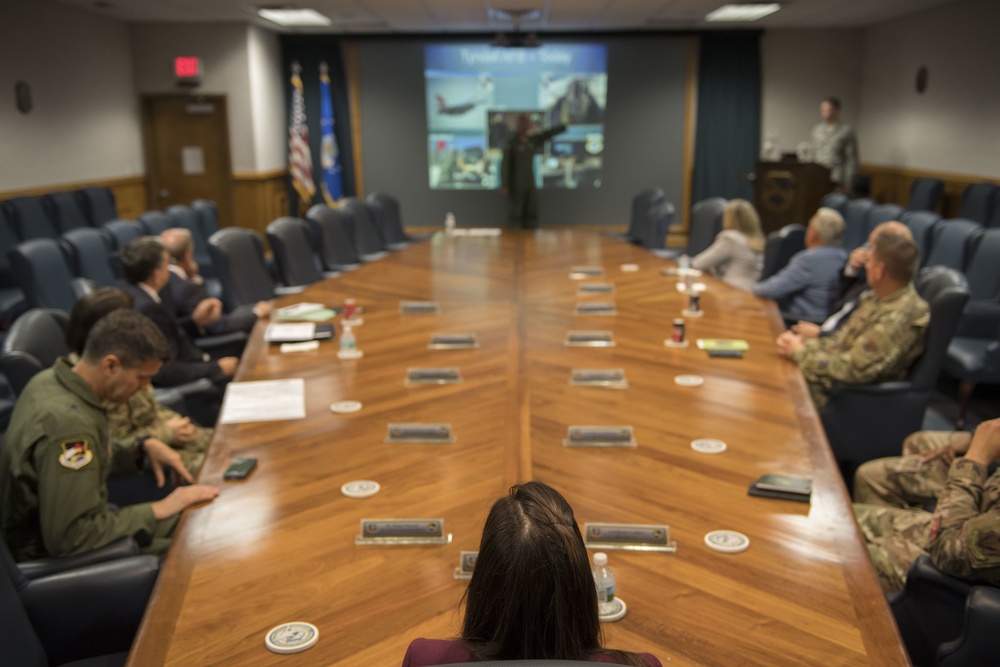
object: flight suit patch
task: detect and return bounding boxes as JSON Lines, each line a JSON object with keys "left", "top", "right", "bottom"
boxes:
{"left": 59, "top": 439, "right": 93, "bottom": 470}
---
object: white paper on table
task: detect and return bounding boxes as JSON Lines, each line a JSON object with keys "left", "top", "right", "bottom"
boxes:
{"left": 264, "top": 323, "right": 316, "bottom": 342}
{"left": 219, "top": 379, "right": 306, "bottom": 424}
{"left": 275, "top": 302, "right": 327, "bottom": 316}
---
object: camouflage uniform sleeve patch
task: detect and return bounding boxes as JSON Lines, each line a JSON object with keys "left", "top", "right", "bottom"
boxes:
{"left": 969, "top": 523, "right": 1000, "bottom": 569}
{"left": 58, "top": 438, "right": 94, "bottom": 470}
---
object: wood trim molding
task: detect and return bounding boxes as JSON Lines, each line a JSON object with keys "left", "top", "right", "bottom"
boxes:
{"left": 678, "top": 35, "right": 699, "bottom": 246}
{"left": 343, "top": 40, "right": 365, "bottom": 198}
{"left": 233, "top": 168, "right": 288, "bottom": 182}
{"left": 0, "top": 174, "right": 145, "bottom": 201}
{"left": 862, "top": 162, "right": 1000, "bottom": 218}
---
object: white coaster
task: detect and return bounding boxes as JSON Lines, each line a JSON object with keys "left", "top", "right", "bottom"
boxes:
{"left": 704, "top": 530, "right": 749, "bottom": 553}
{"left": 342, "top": 318, "right": 364, "bottom": 326}
{"left": 341, "top": 480, "right": 380, "bottom": 498}
{"left": 675, "top": 375, "right": 705, "bottom": 387}
{"left": 265, "top": 622, "right": 319, "bottom": 654}
{"left": 598, "top": 597, "right": 627, "bottom": 623}
{"left": 691, "top": 438, "right": 727, "bottom": 454}
{"left": 337, "top": 349, "right": 364, "bottom": 359}
{"left": 681, "top": 309, "right": 704, "bottom": 318}
{"left": 676, "top": 282, "right": 708, "bottom": 292}
{"left": 279, "top": 341, "right": 320, "bottom": 353}
{"left": 620, "top": 264, "right": 639, "bottom": 272}
{"left": 678, "top": 268, "right": 703, "bottom": 277}
{"left": 330, "top": 400, "right": 362, "bottom": 414}
{"left": 664, "top": 339, "right": 689, "bottom": 348}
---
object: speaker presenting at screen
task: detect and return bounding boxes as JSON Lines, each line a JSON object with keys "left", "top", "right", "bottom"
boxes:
{"left": 500, "top": 114, "right": 566, "bottom": 229}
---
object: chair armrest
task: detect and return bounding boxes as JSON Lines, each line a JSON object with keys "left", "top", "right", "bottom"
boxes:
{"left": 826, "top": 380, "right": 912, "bottom": 397}
{"left": 194, "top": 331, "right": 247, "bottom": 350}
{"left": 938, "top": 585, "right": 1000, "bottom": 667}
{"left": 153, "top": 387, "right": 188, "bottom": 415}
{"left": 956, "top": 301, "right": 1000, "bottom": 338}
{"left": 17, "top": 537, "right": 139, "bottom": 580}
{"left": 158, "top": 378, "right": 215, "bottom": 398}
{"left": 21, "top": 554, "right": 160, "bottom": 665}
{"left": 274, "top": 285, "right": 307, "bottom": 295}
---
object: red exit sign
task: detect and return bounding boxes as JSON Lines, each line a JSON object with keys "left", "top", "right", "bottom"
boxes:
{"left": 174, "top": 57, "right": 202, "bottom": 80}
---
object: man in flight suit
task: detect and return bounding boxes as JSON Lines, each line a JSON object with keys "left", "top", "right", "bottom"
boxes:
{"left": 501, "top": 114, "right": 566, "bottom": 229}
{"left": 0, "top": 310, "right": 219, "bottom": 561}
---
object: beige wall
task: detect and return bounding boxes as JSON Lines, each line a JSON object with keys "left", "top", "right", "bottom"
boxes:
{"left": 247, "top": 25, "right": 287, "bottom": 173}
{"left": 0, "top": 0, "right": 144, "bottom": 191}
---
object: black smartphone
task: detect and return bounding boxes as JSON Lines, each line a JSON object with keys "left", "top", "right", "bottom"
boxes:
{"left": 223, "top": 457, "right": 258, "bottom": 480}
{"left": 707, "top": 349, "right": 744, "bottom": 358}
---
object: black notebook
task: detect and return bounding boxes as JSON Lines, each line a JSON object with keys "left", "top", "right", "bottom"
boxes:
{"left": 748, "top": 474, "right": 812, "bottom": 503}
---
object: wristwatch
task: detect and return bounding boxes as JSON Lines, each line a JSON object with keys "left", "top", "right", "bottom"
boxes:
{"left": 134, "top": 435, "right": 151, "bottom": 470}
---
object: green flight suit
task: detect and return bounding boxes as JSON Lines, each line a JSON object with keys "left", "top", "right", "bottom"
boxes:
{"left": 792, "top": 283, "right": 929, "bottom": 408}
{"left": 502, "top": 124, "right": 566, "bottom": 229}
{"left": 0, "top": 358, "right": 175, "bottom": 561}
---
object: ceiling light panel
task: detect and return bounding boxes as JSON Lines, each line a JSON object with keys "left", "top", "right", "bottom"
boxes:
{"left": 705, "top": 3, "right": 781, "bottom": 22}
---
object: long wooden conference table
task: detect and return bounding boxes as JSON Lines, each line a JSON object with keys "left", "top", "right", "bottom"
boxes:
{"left": 128, "top": 229, "right": 908, "bottom": 666}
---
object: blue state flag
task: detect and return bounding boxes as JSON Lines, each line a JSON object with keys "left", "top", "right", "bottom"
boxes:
{"left": 319, "top": 62, "right": 344, "bottom": 205}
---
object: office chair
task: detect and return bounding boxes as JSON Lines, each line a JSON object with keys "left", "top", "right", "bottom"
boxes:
{"left": 137, "top": 211, "right": 173, "bottom": 236}
{"left": 924, "top": 219, "right": 982, "bottom": 272}
{"left": 958, "top": 182, "right": 999, "bottom": 226}
{"left": 8, "top": 238, "right": 92, "bottom": 311}
{"left": 653, "top": 197, "right": 726, "bottom": 260}
{"left": 820, "top": 192, "right": 848, "bottom": 218}
{"left": 166, "top": 204, "right": 222, "bottom": 297}
{"left": 209, "top": 228, "right": 303, "bottom": 312}
{"left": 77, "top": 186, "right": 118, "bottom": 227}
{"left": 190, "top": 199, "right": 220, "bottom": 237}
{"left": 60, "top": 227, "right": 117, "bottom": 288}
{"left": 906, "top": 177, "right": 943, "bottom": 213}
{"left": 306, "top": 204, "right": 362, "bottom": 272}
{"left": 866, "top": 203, "right": 906, "bottom": 235}
{"left": 6, "top": 196, "right": 60, "bottom": 240}
{"left": 266, "top": 217, "right": 325, "bottom": 287}
{"left": 841, "top": 198, "right": 874, "bottom": 251}
{"left": 368, "top": 191, "right": 429, "bottom": 244}
{"left": 0, "top": 308, "right": 70, "bottom": 397}
{"left": 44, "top": 191, "right": 91, "bottom": 234}
{"left": 759, "top": 224, "right": 806, "bottom": 281}
{"left": 340, "top": 198, "right": 389, "bottom": 261}
{"left": 900, "top": 211, "right": 942, "bottom": 268}
{"left": 0, "top": 206, "right": 28, "bottom": 322}
{"left": 640, "top": 201, "right": 676, "bottom": 251}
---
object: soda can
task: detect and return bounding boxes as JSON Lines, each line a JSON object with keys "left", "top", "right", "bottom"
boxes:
{"left": 688, "top": 292, "right": 700, "bottom": 313}
{"left": 672, "top": 318, "right": 686, "bottom": 343}
{"left": 343, "top": 298, "right": 357, "bottom": 321}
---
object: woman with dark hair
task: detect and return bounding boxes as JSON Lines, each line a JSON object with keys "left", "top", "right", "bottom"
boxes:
{"left": 67, "top": 287, "right": 210, "bottom": 476}
{"left": 402, "top": 482, "right": 661, "bottom": 666}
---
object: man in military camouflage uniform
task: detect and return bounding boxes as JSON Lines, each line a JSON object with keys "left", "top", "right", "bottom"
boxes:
{"left": 500, "top": 114, "right": 566, "bottom": 229}
{"left": 776, "top": 222, "right": 928, "bottom": 408}
{"left": 808, "top": 96, "right": 858, "bottom": 193}
{"left": 0, "top": 310, "right": 219, "bottom": 561}
{"left": 853, "top": 420, "right": 1000, "bottom": 593}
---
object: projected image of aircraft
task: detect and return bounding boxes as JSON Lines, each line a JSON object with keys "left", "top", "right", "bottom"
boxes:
{"left": 435, "top": 94, "right": 487, "bottom": 116}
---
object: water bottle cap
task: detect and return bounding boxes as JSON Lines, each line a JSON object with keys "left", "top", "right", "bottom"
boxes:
{"left": 593, "top": 552, "right": 607, "bottom": 566}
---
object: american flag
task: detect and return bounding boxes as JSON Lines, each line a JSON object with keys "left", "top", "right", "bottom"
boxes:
{"left": 288, "top": 62, "right": 316, "bottom": 204}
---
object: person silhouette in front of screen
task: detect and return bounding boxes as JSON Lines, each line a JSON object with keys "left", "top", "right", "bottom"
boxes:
{"left": 500, "top": 114, "right": 566, "bottom": 229}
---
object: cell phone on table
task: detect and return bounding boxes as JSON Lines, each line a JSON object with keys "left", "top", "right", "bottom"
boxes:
{"left": 707, "top": 349, "right": 743, "bottom": 358}
{"left": 223, "top": 457, "right": 258, "bottom": 480}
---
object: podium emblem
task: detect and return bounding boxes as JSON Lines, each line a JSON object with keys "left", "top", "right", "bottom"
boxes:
{"left": 760, "top": 170, "right": 796, "bottom": 214}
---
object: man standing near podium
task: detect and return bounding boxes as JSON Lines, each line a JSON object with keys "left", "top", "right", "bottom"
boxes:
{"left": 501, "top": 114, "right": 566, "bottom": 229}
{"left": 809, "top": 97, "right": 859, "bottom": 194}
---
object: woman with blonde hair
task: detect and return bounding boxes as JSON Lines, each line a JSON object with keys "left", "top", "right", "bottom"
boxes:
{"left": 691, "top": 199, "right": 765, "bottom": 290}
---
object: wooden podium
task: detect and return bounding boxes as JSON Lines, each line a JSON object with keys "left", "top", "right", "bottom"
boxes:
{"left": 754, "top": 160, "right": 832, "bottom": 234}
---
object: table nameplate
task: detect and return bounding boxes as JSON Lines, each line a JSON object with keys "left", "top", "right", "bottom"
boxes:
{"left": 584, "top": 522, "right": 677, "bottom": 552}
{"left": 570, "top": 369, "right": 628, "bottom": 387}
{"left": 400, "top": 300, "right": 440, "bottom": 314}
{"left": 453, "top": 550, "right": 478, "bottom": 579}
{"left": 577, "top": 283, "right": 615, "bottom": 296}
{"left": 385, "top": 423, "right": 455, "bottom": 443}
{"left": 565, "top": 331, "right": 615, "bottom": 347}
{"left": 564, "top": 425, "right": 636, "bottom": 447}
{"left": 356, "top": 519, "right": 452, "bottom": 545}
{"left": 570, "top": 266, "right": 604, "bottom": 279}
{"left": 406, "top": 367, "right": 462, "bottom": 385}
{"left": 574, "top": 302, "right": 617, "bottom": 316}
{"left": 428, "top": 333, "right": 479, "bottom": 349}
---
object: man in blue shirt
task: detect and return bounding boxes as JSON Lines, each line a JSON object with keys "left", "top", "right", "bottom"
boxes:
{"left": 753, "top": 208, "right": 848, "bottom": 322}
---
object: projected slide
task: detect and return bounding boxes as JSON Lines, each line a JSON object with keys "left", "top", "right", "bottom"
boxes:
{"left": 425, "top": 44, "right": 608, "bottom": 190}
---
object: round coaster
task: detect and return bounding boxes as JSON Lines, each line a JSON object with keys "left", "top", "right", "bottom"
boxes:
{"left": 342, "top": 317, "right": 364, "bottom": 326}
{"left": 675, "top": 375, "right": 705, "bottom": 387}
{"left": 598, "top": 597, "right": 627, "bottom": 623}
{"left": 681, "top": 309, "right": 704, "bottom": 318}
{"left": 675, "top": 282, "right": 708, "bottom": 293}
{"left": 341, "top": 480, "right": 380, "bottom": 498}
{"left": 330, "top": 400, "right": 362, "bottom": 414}
{"left": 620, "top": 263, "right": 639, "bottom": 272}
{"left": 337, "top": 349, "right": 364, "bottom": 360}
{"left": 704, "top": 530, "right": 749, "bottom": 553}
{"left": 265, "top": 622, "right": 319, "bottom": 654}
{"left": 664, "top": 339, "right": 689, "bottom": 348}
{"left": 691, "top": 438, "right": 727, "bottom": 454}
{"left": 677, "top": 268, "right": 703, "bottom": 278}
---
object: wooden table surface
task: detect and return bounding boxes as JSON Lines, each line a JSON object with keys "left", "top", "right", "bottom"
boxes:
{"left": 128, "top": 230, "right": 908, "bottom": 666}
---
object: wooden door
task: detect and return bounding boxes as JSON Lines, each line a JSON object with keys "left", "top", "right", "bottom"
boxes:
{"left": 142, "top": 95, "right": 234, "bottom": 227}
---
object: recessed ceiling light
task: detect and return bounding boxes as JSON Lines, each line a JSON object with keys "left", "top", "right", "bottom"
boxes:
{"left": 258, "top": 8, "right": 332, "bottom": 26}
{"left": 705, "top": 3, "right": 781, "bottom": 22}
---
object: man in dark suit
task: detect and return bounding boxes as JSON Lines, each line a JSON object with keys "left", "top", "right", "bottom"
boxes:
{"left": 118, "top": 237, "right": 237, "bottom": 393}
{"left": 160, "top": 228, "right": 270, "bottom": 336}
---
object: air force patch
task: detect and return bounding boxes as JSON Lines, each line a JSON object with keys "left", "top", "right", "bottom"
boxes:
{"left": 59, "top": 439, "right": 93, "bottom": 470}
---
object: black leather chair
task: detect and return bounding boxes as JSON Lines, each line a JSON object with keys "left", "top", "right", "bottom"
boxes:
{"left": 209, "top": 228, "right": 303, "bottom": 311}
{"left": 266, "top": 217, "right": 325, "bottom": 287}
{"left": 891, "top": 555, "right": 1000, "bottom": 667}
{"left": 924, "top": 219, "right": 982, "bottom": 271}
{"left": 640, "top": 201, "right": 675, "bottom": 251}
{"left": 306, "top": 204, "right": 362, "bottom": 272}
{"left": 901, "top": 211, "right": 942, "bottom": 268}
{"left": 137, "top": 210, "right": 173, "bottom": 237}
{"left": 61, "top": 227, "right": 117, "bottom": 288}
{"left": 0, "top": 308, "right": 69, "bottom": 397}
{"left": 907, "top": 177, "right": 944, "bottom": 213}
{"left": 608, "top": 187, "right": 665, "bottom": 244}
{"left": 958, "top": 182, "right": 999, "bottom": 226}
{"left": 1, "top": 533, "right": 158, "bottom": 667}
{"left": 6, "top": 196, "right": 60, "bottom": 240}
{"left": 653, "top": 197, "right": 725, "bottom": 259}
{"left": 8, "top": 239, "right": 92, "bottom": 311}
{"left": 340, "top": 198, "right": 389, "bottom": 261}
{"left": 820, "top": 191, "right": 848, "bottom": 219}
{"left": 44, "top": 191, "right": 91, "bottom": 234}
{"left": 366, "top": 194, "right": 408, "bottom": 250}
{"left": 76, "top": 186, "right": 118, "bottom": 227}
{"left": 820, "top": 267, "right": 969, "bottom": 469}
{"left": 368, "top": 191, "right": 431, "bottom": 243}
{"left": 760, "top": 223, "right": 806, "bottom": 281}
{"left": 842, "top": 197, "right": 874, "bottom": 251}
{"left": 866, "top": 203, "right": 906, "bottom": 234}
{"left": 0, "top": 205, "right": 28, "bottom": 322}
{"left": 190, "top": 199, "right": 220, "bottom": 237}
{"left": 102, "top": 219, "right": 145, "bottom": 251}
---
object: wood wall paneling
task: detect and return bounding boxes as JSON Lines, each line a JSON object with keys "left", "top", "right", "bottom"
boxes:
{"left": 863, "top": 163, "right": 1000, "bottom": 219}
{"left": 232, "top": 169, "right": 288, "bottom": 239}
{"left": 0, "top": 175, "right": 147, "bottom": 222}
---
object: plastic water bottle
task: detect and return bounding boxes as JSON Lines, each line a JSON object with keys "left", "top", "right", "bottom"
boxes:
{"left": 340, "top": 324, "right": 356, "bottom": 352}
{"left": 592, "top": 552, "right": 615, "bottom": 612}
{"left": 445, "top": 212, "right": 456, "bottom": 236}
{"left": 678, "top": 254, "right": 690, "bottom": 271}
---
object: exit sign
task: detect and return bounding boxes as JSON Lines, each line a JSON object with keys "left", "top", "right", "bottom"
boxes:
{"left": 174, "top": 57, "right": 202, "bottom": 86}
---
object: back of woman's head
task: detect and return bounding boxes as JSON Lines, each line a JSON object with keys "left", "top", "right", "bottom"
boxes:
{"left": 462, "top": 481, "right": 600, "bottom": 661}
{"left": 723, "top": 199, "right": 765, "bottom": 252}
{"left": 66, "top": 287, "right": 134, "bottom": 355}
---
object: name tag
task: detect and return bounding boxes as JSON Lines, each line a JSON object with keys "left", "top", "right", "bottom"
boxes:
{"left": 454, "top": 550, "right": 478, "bottom": 579}
{"left": 564, "top": 426, "right": 636, "bottom": 447}
{"left": 574, "top": 302, "right": 617, "bottom": 316}
{"left": 570, "top": 266, "right": 604, "bottom": 279}
{"left": 570, "top": 369, "right": 627, "bottom": 387}
{"left": 565, "top": 331, "right": 615, "bottom": 347}
{"left": 584, "top": 523, "right": 676, "bottom": 552}
{"left": 385, "top": 423, "right": 454, "bottom": 443}
{"left": 406, "top": 368, "right": 462, "bottom": 385}
{"left": 400, "top": 301, "right": 440, "bottom": 314}
{"left": 577, "top": 283, "right": 614, "bottom": 296}
{"left": 356, "top": 519, "right": 452, "bottom": 545}
{"left": 428, "top": 333, "right": 479, "bottom": 349}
